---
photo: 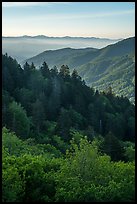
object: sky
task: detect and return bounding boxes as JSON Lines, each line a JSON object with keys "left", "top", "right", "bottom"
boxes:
{"left": 2, "top": 2, "right": 135, "bottom": 39}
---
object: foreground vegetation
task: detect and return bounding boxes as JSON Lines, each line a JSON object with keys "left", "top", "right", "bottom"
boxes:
{"left": 2, "top": 54, "right": 135, "bottom": 202}
{"left": 3, "top": 128, "right": 135, "bottom": 202}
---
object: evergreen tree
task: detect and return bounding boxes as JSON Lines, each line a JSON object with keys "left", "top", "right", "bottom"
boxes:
{"left": 59, "top": 65, "right": 70, "bottom": 79}
{"left": 40, "top": 61, "right": 50, "bottom": 78}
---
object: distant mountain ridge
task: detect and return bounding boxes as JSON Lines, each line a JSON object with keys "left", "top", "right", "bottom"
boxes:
{"left": 2, "top": 35, "right": 122, "bottom": 41}
{"left": 2, "top": 35, "right": 122, "bottom": 62}
{"left": 23, "top": 37, "right": 135, "bottom": 102}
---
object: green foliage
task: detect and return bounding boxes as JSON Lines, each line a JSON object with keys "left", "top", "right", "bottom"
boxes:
{"left": 8, "top": 101, "right": 30, "bottom": 138}
{"left": 2, "top": 127, "right": 27, "bottom": 156}
{"left": 2, "top": 128, "right": 63, "bottom": 202}
{"left": 55, "top": 137, "right": 135, "bottom": 202}
{"left": 18, "top": 155, "right": 57, "bottom": 202}
{"left": 91, "top": 135, "right": 104, "bottom": 152}
{"left": 122, "top": 141, "right": 135, "bottom": 162}
{"left": 2, "top": 127, "right": 62, "bottom": 158}
{"left": 2, "top": 53, "right": 135, "bottom": 202}
{"left": 2, "top": 128, "right": 135, "bottom": 202}
{"left": 52, "top": 135, "right": 69, "bottom": 153}
{"left": 2, "top": 158, "right": 25, "bottom": 202}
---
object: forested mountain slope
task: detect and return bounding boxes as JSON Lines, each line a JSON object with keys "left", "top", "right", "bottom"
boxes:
{"left": 2, "top": 54, "right": 135, "bottom": 202}
{"left": 22, "top": 47, "right": 98, "bottom": 68}
{"left": 2, "top": 53, "right": 135, "bottom": 143}
{"left": 23, "top": 37, "right": 135, "bottom": 102}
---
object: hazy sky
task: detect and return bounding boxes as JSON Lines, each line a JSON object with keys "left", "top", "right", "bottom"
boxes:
{"left": 2, "top": 2, "right": 135, "bottom": 39}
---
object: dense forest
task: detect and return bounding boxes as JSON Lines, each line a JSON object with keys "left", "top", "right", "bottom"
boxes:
{"left": 2, "top": 53, "right": 135, "bottom": 202}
